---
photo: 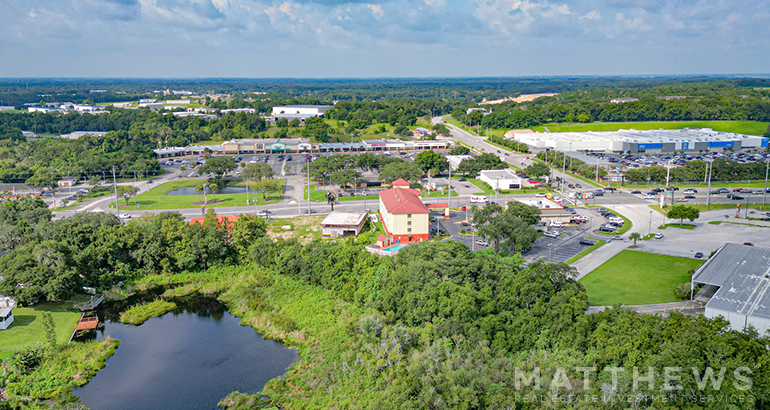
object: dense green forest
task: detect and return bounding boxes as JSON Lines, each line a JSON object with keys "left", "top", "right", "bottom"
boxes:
{"left": 4, "top": 77, "right": 770, "bottom": 107}
{"left": 0, "top": 197, "right": 768, "bottom": 409}
{"left": 453, "top": 81, "right": 770, "bottom": 131}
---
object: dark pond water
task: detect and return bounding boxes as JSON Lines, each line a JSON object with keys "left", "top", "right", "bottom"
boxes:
{"left": 74, "top": 297, "right": 297, "bottom": 410}
{"left": 168, "top": 187, "right": 256, "bottom": 196}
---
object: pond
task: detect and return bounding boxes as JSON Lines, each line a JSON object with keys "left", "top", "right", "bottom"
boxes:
{"left": 74, "top": 297, "right": 297, "bottom": 410}
{"left": 167, "top": 187, "right": 256, "bottom": 196}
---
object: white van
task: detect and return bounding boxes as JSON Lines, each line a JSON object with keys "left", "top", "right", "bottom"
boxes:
{"left": 470, "top": 195, "right": 488, "bottom": 203}
{"left": 608, "top": 216, "right": 624, "bottom": 225}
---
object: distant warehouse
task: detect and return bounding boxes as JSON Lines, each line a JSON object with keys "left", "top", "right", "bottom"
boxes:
{"left": 268, "top": 105, "right": 333, "bottom": 125}
{"left": 509, "top": 128, "right": 769, "bottom": 153}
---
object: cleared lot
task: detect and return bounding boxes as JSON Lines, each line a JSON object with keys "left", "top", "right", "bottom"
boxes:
{"left": 580, "top": 250, "right": 704, "bottom": 306}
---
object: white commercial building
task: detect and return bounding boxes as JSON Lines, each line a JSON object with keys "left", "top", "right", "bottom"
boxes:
{"left": 28, "top": 106, "right": 65, "bottom": 114}
{"left": 509, "top": 128, "right": 769, "bottom": 153}
{"left": 271, "top": 105, "right": 332, "bottom": 117}
{"left": 60, "top": 131, "right": 109, "bottom": 139}
{"left": 446, "top": 155, "right": 473, "bottom": 171}
{"left": 692, "top": 243, "right": 770, "bottom": 335}
{"left": 478, "top": 169, "right": 521, "bottom": 190}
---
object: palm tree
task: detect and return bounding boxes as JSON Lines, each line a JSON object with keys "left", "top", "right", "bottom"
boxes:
{"left": 195, "top": 184, "right": 204, "bottom": 203}
{"left": 209, "top": 183, "right": 218, "bottom": 202}
{"left": 629, "top": 232, "right": 642, "bottom": 247}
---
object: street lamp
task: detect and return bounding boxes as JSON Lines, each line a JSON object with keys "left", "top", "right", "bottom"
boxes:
{"left": 648, "top": 211, "right": 652, "bottom": 235}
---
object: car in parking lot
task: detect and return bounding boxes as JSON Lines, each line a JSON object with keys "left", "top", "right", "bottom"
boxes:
{"left": 598, "top": 225, "right": 617, "bottom": 233}
{"left": 550, "top": 221, "right": 564, "bottom": 228}
{"left": 543, "top": 231, "right": 559, "bottom": 238}
{"left": 654, "top": 233, "right": 664, "bottom": 239}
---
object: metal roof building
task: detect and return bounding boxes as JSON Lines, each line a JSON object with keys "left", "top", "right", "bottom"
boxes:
{"left": 692, "top": 243, "right": 770, "bottom": 334}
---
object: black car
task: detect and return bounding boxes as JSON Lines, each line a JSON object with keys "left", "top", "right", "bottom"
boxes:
{"left": 694, "top": 252, "right": 704, "bottom": 258}
{"left": 579, "top": 239, "right": 597, "bottom": 246}
{"left": 286, "top": 155, "right": 293, "bottom": 161}
{"left": 732, "top": 195, "right": 744, "bottom": 200}
{"left": 684, "top": 195, "right": 696, "bottom": 199}
{"left": 669, "top": 187, "right": 679, "bottom": 191}
{"left": 458, "top": 177, "right": 466, "bottom": 182}
{"left": 631, "top": 190, "right": 642, "bottom": 194}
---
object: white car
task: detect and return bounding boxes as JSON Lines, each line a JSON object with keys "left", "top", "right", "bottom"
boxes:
{"left": 543, "top": 231, "right": 559, "bottom": 238}
{"left": 535, "top": 193, "right": 547, "bottom": 198}
{"left": 118, "top": 213, "right": 131, "bottom": 219}
{"left": 644, "top": 195, "right": 655, "bottom": 200}
{"left": 550, "top": 221, "right": 564, "bottom": 228}
{"left": 654, "top": 233, "right": 664, "bottom": 239}
{"left": 683, "top": 189, "right": 697, "bottom": 194}
{"left": 257, "top": 210, "right": 272, "bottom": 218}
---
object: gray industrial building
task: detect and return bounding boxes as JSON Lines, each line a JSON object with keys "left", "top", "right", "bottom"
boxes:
{"left": 692, "top": 243, "right": 770, "bottom": 335}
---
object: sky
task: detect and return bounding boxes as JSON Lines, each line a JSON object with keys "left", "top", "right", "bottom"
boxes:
{"left": 0, "top": 0, "right": 768, "bottom": 78}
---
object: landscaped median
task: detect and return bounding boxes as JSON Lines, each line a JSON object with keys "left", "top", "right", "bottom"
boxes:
{"left": 565, "top": 238, "right": 606, "bottom": 265}
{"left": 112, "top": 179, "right": 283, "bottom": 210}
{"left": 658, "top": 223, "right": 696, "bottom": 230}
{"left": 580, "top": 250, "right": 705, "bottom": 306}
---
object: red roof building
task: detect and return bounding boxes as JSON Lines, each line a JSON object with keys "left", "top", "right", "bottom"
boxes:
{"left": 189, "top": 215, "right": 240, "bottom": 229}
{"left": 378, "top": 187, "right": 430, "bottom": 243}
{"left": 391, "top": 178, "right": 411, "bottom": 188}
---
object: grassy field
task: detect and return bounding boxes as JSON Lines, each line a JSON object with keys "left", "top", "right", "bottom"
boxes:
{"left": 0, "top": 302, "right": 81, "bottom": 360}
{"left": 580, "top": 250, "right": 704, "bottom": 305}
{"left": 565, "top": 239, "right": 606, "bottom": 265}
{"left": 120, "top": 300, "right": 177, "bottom": 325}
{"left": 532, "top": 120, "right": 769, "bottom": 136}
{"left": 114, "top": 178, "right": 283, "bottom": 210}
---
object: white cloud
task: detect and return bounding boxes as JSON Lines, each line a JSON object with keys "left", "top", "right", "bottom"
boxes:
{"left": 585, "top": 10, "right": 601, "bottom": 20}
{"left": 366, "top": 4, "right": 383, "bottom": 16}
{"left": 423, "top": 0, "right": 446, "bottom": 7}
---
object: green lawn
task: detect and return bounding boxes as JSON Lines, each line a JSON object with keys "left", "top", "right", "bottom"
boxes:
{"left": 565, "top": 239, "right": 606, "bottom": 265}
{"left": 659, "top": 223, "right": 696, "bottom": 230}
{"left": 532, "top": 120, "right": 769, "bottom": 136}
{"left": 462, "top": 178, "right": 537, "bottom": 196}
{"left": 580, "top": 250, "right": 705, "bottom": 306}
{"left": 305, "top": 184, "right": 379, "bottom": 202}
{"left": 113, "top": 178, "right": 283, "bottom": 210}
{"left": 0, "top": 303, "right": 81, "bottom": 360}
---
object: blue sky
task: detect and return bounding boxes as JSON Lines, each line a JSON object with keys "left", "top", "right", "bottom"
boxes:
{"left": 0, "top": 0, "right": 768, "bottom": 77}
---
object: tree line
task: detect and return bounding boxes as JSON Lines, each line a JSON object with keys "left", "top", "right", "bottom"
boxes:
{"left": 0, "top": 197, "right": 769, "bottom": 408}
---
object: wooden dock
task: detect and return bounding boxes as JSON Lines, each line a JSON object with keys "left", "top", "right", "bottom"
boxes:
{"left": 74, "top": 294, "right": 104, "bottom": 312}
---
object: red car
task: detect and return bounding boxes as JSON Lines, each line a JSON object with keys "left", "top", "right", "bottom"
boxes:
{"left": 733, "top": 188, "right": 743, "bottom": 192}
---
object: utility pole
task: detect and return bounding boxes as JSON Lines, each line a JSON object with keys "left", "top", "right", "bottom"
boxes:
{"left": 447, "top": 165, "right": 452, "bottom": 209}
{"left": 560, "top": 149, "right": 567, "bottom": 199}
{"left": 307, "top": 156, "right": 311, "bottom": 215}
{"left": 762, "top": 159, "right": 770, "bottom": 207}
{"left": 112, "top": 166, "right": 120, "bottom": 217}
{"left": 595, "top": 157, "right": 600, "bottom": 182}
{"left": 706, "top": 159, "right": 713, "bottom": 210}
{"left": 665, "top": 159, "right": 671, "bottom": 187}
